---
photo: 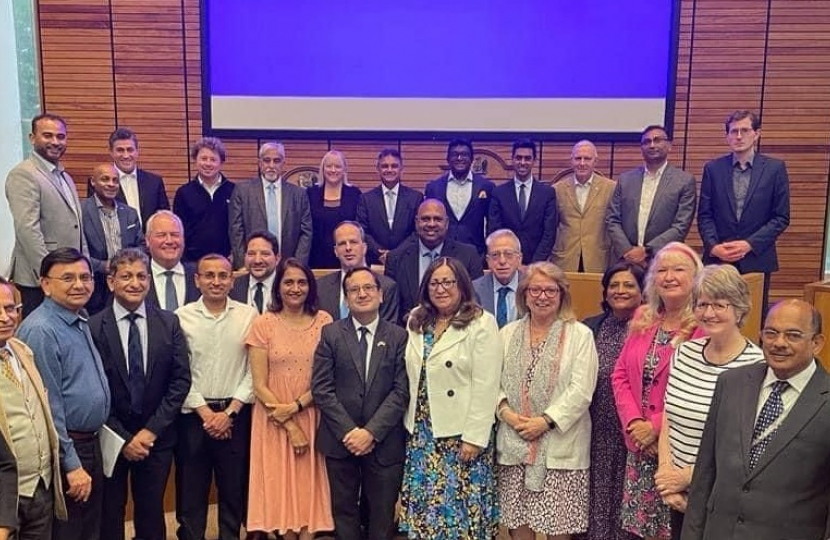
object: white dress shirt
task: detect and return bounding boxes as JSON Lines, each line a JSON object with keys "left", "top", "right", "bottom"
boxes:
{"left": 198, "top": 176, "right": 223, "bottom": 199}
{"left": 352, "top": 315, "right": 379, "bottom": 379}
{"left": 112, "top": 300, "right": 148, "bottom": 372}
{"left": 116, "top": 166, "right": 140, "bottom": 218}
{"left": 151, "top": 260, "right": 186, "bottom": 309}
{"left": 446, "top": 171, "right": 473, "bottom": 219}
{"left": 514, "top": 176, "right": 533, "bottom": 208}
{"left": 383, "top": 184, "right": 399, "bottom": 227}
{"left": 573, "top": 174, "right": 594, "bottom": 212}
{"left": 247, "top": 272, "right": 276, "bottom": 309}
{"left": 637, "top": 161, "right": 668, "bottom": 246}
{"left": 756, "top": 361, "right": 817, "bottom": 425}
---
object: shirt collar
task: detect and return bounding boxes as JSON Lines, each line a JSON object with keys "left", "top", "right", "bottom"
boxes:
{"left": 352, "top": 315, "right": 380, "bottom": 336}
{"left": 382, "top": 183, "right": 399, "bottom": 196}
{"left": 93, "top": 193, "right": 117, "bottom": 211}
{"left": 763, "top": 360, "right": 817, "bottom": 394}
{"left": 115, "top": 165, "right": 136, "bottom": 178}
{"left": 493, "top": 271, "right": 520, "bottom": 292}
{"left": 732, "top": 150, "right": 756, "bottom": 169}
{"left": 249, "top": 271, "right": 276, "bottom": 291}
{"left": 419, "top": 240, "right": 444, "bottom": 257}
{"left": 513, "top": 176, "right": 534, "bottom": 187}
{"left": 573, "top": 174, "right": 594, "bottom": 188}
{"left": 112, "top": 299, "right": 147, "bottom": 321}
{"left": 31, "top": 151, "right": 60, "bottom": 174}
{"left": 261, "top": 177, "right": 282, "bottom": 190}
{"left": 151, "top": 259, "right": 184, "bottom": 277}
{"left": 42, "top": 297, "right": 86, "bottom": 325}
{"left": 198, "top": 175, "right": 223, "bottom": 188}
{"left": 193, "top": 297, "right": 235, "bottom": 319}
{"left": 448, "top": 170, "right": 474, "bottom": 185}
{"left": 644, "top": 161, "right": 669, "bottom": 179}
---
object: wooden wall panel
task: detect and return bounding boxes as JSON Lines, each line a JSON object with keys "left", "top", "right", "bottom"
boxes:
{"left": 36, "top": 0, "right": 830, "bottom": 301}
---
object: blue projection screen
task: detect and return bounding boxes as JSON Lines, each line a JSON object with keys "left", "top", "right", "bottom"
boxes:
{"left": 203, "top": 1, "right": 680, "bottom": 139}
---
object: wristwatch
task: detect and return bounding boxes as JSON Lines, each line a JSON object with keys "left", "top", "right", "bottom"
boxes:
{"left": 224, "top": 409, "right": 238, "bottom": 420}
{"left": 542, "top": 413, "right": 556, "bottom": 430}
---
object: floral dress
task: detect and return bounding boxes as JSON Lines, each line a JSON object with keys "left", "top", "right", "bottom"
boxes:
{"left": 399, "top": 329, "right": 499, "bottom": 539}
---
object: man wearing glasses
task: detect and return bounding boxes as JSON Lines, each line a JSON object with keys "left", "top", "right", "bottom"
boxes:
{"left": 606, "top": 125, "right": 697, "bottom": 269}
{"left": 473, "top": 229, "right": 525, "bottom": 328}
{"left": 17, "top": 248, "right": 111, "bottom": 540}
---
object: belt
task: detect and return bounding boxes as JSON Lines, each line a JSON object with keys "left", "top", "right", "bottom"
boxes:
{"left": 204, "top": 398, "right": 233, "bottom": 412}
{"left": 67, "top": 430, "right": 98, "bottom": 441}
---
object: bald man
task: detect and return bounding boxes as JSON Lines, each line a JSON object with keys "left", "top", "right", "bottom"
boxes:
{"left": 81, "top": 163, "right": 145, "bottom": 314}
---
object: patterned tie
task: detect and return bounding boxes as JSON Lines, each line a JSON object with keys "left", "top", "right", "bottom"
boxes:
{"left": 749, "top": 380, "right": 789, "bottom": 469}
{"left": 266, "top": 183, "right": 279, "bottom": 238}
{"left": 0, "top": 348, "right": 21, "bottom": 390}
{"left": 164, "top": 270, "right": 178, "bottom": 311}
{"left": 358, "top": 326, "right": 369, "bottom": 379}
{"left": 253, "top": 282, "right": 264, "bottom": 314}
{"left": 518, "top": 183, "right": 527, "bottom": 220}
{"left": 497, "top": 287, "right": 510, "bottom": 328}
{"left": 125, "top": 313, "right": 145, "bottom": 415}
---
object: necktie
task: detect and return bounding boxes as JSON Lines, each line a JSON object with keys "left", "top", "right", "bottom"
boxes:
{"left": 164, "top": 270, "right": 178, "bottom": 311}
{"left": 56, "top": 171, "right": 77, "bottom": 212}
{"left": 518, "top": 183, "right": 527, "bottom": 219}
{"left": 254, "top": 282, "right": 264, "bottom": 314}
{"left": 497, "top": 287, "right": 510, "bottom": 328}
{"left": 340, "top": 294, "right": 349, "bottom": 319}
{"left": 358, "top": 326, "right": 369, "bottom": 379}
{"left": 266, "top": 183, "right": 279, "bottom": 238}
{"left": 125, "top": 313, "right": 145, "bottom": 415}
{"left": 0, "top": 349, "right": 21, "bottom": 390}
{"left": 385, "top": 190, "right": 396, "bottom": 227}
{"left": 749, "top": 380, "right": 789, "bottom": 469}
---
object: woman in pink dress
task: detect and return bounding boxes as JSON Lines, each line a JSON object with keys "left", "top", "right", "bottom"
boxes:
{"left": 246, "top": 258, "right": 334, "bottom": 539}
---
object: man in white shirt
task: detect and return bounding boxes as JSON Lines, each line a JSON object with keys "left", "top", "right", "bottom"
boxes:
{"left": 108, "top": 128, "right": 170, "bottom": 229}
{"left": 174, "top": 254, "right": 257, "bottom": 540}
{"left": 144, "top": 211, "right": 198, "bottom": 310}
{"left": 229, "top": 231, "right": 280, "bottom": 314}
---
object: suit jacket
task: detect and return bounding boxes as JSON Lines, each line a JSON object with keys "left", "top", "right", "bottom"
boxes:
{"left": 311, "top": 317, "right": 409, "bottom": 465}
{"left": 0, "top": 338, "right": 67, "bottom": 520}
{"left": 5, "top": 155, "right": 87, "bottom": 287}
{"left": 606, "top": 164, "right": 697, "bottom": 263}
{"left": 113, "top": 168, "right": 169, "bottom": 229}
{"left": 487, "top": 179, "right": 558, "bottom": 263}
{"left": 356, "top": 184, "right": 423, "bottom": 263}
{"left": 89, "top": 303, "right": 191, "bottom": 451}
{"left": 682, "top": 362, "right": 830, "bottom": 540}
{"left": 316, "top": 271, "right": 400, "bottom": 325}
{"left": 0, "top": 429, "right": 15, "bottom": 531}
{"left": 424, "top": 173, "right": 494, "bottom": 254}
{"left": 472, "top": 271, "right": 525, "bottom": 325}
{"left": 146, "top": 262, "right": 200, "bottom": 309}
{"left": 228, "top": 178, "right": 313, "bottom": 267}
{"left": 551, "top": 175, "right": 616, "bottom": 272}
{"left": 384, "top": 238, "right": 484, "bottom": 323}
{"left": 697, "top": 153, "right": 790, "bottom": 273}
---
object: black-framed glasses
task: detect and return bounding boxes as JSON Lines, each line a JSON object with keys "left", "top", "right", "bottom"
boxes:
{"left": 428, "top": 279, "right": 457, "bottom": 291}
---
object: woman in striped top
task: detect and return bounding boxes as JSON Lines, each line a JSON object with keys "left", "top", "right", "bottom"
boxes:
{"left": 656, "top": 264, "right": 765, "bottom": 539}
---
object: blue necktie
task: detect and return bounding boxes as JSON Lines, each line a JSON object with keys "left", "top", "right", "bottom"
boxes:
{"left": 164, "top": 271, "right": 178, "bottom": 311}
{"left": 497, "top": 287, "right": 510, "bottom": 328}
{"left": 266, "top": 183, "right": 279, "bottom": 238}
{"left": 125, "top": 313, "right": 145, "bottom": 415}
{"left": 749, "top": 380, "right": 788, "bottom": 469}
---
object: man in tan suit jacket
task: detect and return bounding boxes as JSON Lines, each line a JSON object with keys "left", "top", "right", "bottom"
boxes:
{"left": 551, "top": 141, "right": 616, "bottom": 272}
{"left": 0, "top": 277, "right": 67, "bottom": 539}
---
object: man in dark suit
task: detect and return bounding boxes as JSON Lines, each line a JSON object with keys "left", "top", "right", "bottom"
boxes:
{"left": 385, "top": 199, "right": 483, "bottom": 322}
{"left": 697, "top": 110, "right": 790, "bottom": 314}
{"left": 606, "top": 125, "right": 697, "bottom": 267}
{"left": 356, "top": 148, "right": 423, "bottom": 265}
{"left": 473, "top": 230, "right": 525, "bottom": 328}
{"left": 312, "top": 267, "right": 409, "bottom": 540}
{"left": 317, "top": 221, "right": 399, "bottom": 324}
{"left": 108, "top": 127, "right": 169, "bottom": 229}
{"left": 682, "top": 299, "right": 830, "bottom": 540}
{"left": 229, "top": 141, "right": 312, "bottom": 267}
{"left": 487, "top": 139, "right": 557, "bottom": 264}
{"left": 81, "top": 163, "right": 145, "bottom": 314}
{"left": 0, "top": 433, "right": 15, "bottom": 540}
{"left": 424, "top": 139, "right": 494, "bottom": 254}
{"left": 229, "top": 231, "right": 281, "bottom": 314}
{"left": 89, "top": 248, "right": 191, "bottom": 540}
{"left": 145, "top": 211, "right": 199, "bottom": 310}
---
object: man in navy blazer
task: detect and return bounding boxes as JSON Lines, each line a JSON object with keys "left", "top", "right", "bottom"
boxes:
{"left": 108, "top": 128, "right": 170, "bottom": 229}
{"left": 473, "top": 230, "right": 525, "bottom": 328}
{"left": 697, "top": 110, "right": 790, "bottom": 312}
{"left": 487, "top": 139, "right": 557, "bottom": 264}
{"left": 356, "top": 148, "right": 423, "bottom": 265}
{"left": 424, "top": 139, "right": 494, "bottom": 254}
{"left": 82, "top": 163, "right": 146, "bottom": 314}
{"left": 606, "top": 125, "right": 697, "bottom": 267}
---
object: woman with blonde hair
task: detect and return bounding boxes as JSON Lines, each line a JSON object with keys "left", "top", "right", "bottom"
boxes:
{"left": 611, "top": 242, "right": 704, "bottom": 540}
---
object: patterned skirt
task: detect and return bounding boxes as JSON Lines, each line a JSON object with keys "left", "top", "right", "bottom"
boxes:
{"left": 619, "top": 450, "right": 671, "bottom": 539}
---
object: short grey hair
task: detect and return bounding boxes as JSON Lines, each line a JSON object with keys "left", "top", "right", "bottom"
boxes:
{"left": 146, "top": 210, "right": 183, "bottom": 236}
{"left": 692, "top": 264, "right": 751, "bottom": 327}
{"left": 485, "top": 229, "right": 522, "bottom": 254}
{"left": 259, "top": 141, "right": 285, "bottom": 160}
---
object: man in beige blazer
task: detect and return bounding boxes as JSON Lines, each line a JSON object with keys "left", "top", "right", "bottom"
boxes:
{"left": 551, "top": 141, "right": 616, "bottom": 272}
{"left": 0, "top": 277, "right": 67, "bottom": 540}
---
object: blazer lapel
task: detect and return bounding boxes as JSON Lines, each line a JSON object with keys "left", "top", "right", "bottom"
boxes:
{"left": 103, "top": 309, "right": 130, "bottom": 388}
{"left": 84, "top": 200, "right": 108, "bottom": 252}
{"left": 425, "top": 325, "right": 466, "bottom": 359}
{"left": 144, "top": 305, "right": 164, "bottom": 381}
{"left": 116, "top": 203, "right": 138, "bottom": 246}
{"left": 742, "top": 155, "right": 766, "bottom": 219}
{"left": 719, "top": 157, "right": 739, "bottom": 220}
{"left": 340, "top": 319, "right": 366, "bottom": 384}
{"left": 740, "top": 365, "right": 766, "bottom": 476}
{"left": 365, "top": 322, "right": 388, "bottom": 390}
{"left": 646, "top": 168, "right": 672, "bottom": 228}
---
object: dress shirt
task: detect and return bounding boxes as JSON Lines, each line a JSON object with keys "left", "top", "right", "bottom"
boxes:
{"left": 17, "top": 298, "right": 111, "bottom": 471}
{"left": 198, "top": 176, "right": 223, "bottom": 200}
{"left": 418, "top": 240, "right": 444, "bottom": 284}
{"left": 176, "top": 298, "right": 257, "bottom": 412}
{"left": 94, "top": 194, "right": 123, "bottom": 258}
{"left": 247, "top": 272, "right": 276, "bottom": 309}
{"left": 732, "top": 151, "right": 755, "bottom": 220}
{"left": 351, "top": 315, "right": 379, "bottom": 379}
{"left": 492, "top": 271, "right": 519, "bottom": 324}
{"left": 116, "top": 166, "right": 140, "bottom": 217}
{"left": 446, "top": 171, "right": 474, "bottom": 219}
{"left": 756, "top": 361, "right": 816, "bottom": 425}
{"left": 112, "top": 300, "right": 149, "bottom": 373}
{"left": 0, "top": 344, "right": 22, "bottom": 380}
{"left": 262, "top": 176, "right": 283, "bottom": 240}
{"left": 573, "top": 174, "right": 594, "bottom": 212}
{"left": 514, "top": 176, "right": 534, "bottom": 208}
{"left": 151, "top": 259, "right": 186, "bottom": 309}
{"left": 383, "top": 183, "right": 399, "bottom": 227}
{"left": 637, "top": 161, "right": 668, "bottom": 245}
{"left": 32, "top": 151, "right": 78, "bottom": 216}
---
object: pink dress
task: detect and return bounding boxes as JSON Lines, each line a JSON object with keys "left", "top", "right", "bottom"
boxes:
{"left": 246, "top": 310, "right": 334, "bottom": 534}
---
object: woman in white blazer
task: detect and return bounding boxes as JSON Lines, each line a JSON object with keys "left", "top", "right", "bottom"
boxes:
{"left": 398, "top": 257, "right": 503, "bottom": 540}
{"left": 496, "top": 262, "right": 599, "bottom": 539}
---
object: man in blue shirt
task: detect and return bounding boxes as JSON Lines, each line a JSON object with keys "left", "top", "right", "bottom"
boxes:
{"left": 17, "top": 248, "right": 111, "bottom": 540}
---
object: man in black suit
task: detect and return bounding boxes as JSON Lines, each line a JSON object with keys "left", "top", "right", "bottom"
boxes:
{"left": 229, "top": 231, "right": 281, "bottom": 314}
{"left": 81, "top": 163, "right": 145, "bottom": 314}
{"left": 682, "top": 300, "right": 830, "bottom": 540}
{"left": 487, "top": 139, "right": 557, "bottom": 264}
{"left": 108, "top": 128, "right": 169, "bottom": 229}
{"left": 89, "top": 248, "right": 191, "bottom": 540}
{"left": 385, "top": 199, "right": 483, "bottom": 322}
{"left": 312, "top": 267, "right": 409, "bottom": 540}
{"left": 228, "top": 141, "right": 312, "bottom": 267}
{"left": 317, "top": 221, "right": 399, "bottom": 324}
{"left": 145, "top": 211, "right": 199, "bottom": 310}
{"left": 697, "top": 110, "right": 790, "bottom": 314}
{"left": 356, "top": 148, "right": 423, "bottom": 265}
{"left": 424, "top": 139, "right": 494, "bottom": 254}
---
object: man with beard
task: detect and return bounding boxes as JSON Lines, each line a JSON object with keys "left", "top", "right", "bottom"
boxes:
{"left": 230, "top": 231, "right": 281, "bottom": 314}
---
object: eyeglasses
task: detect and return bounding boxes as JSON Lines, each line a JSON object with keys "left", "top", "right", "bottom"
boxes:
{"left": 728, "top": 127, "right": 754, "bottom": 137}
{"left": 345, "top": 284, "right": 378, "bottom": 295}
{"left": 428, "top": 279, "right": 457, "bottom": 291}
{"left": 760, "top": 329, "right": 813, "bottom": 344}
{"left": 527, "top": 286, "right": 560, "bottom": 298}
{"left": 47, "top": 274, "right": 93, "bottom": 284}
{"left": 694, "top": 301, "right": 732, "bottom": 313}
{"left": 641, "top": 136, "right": 668, "bottom": 146}
{"left": 486, "top": 250, "right": 520, "bottom": 261}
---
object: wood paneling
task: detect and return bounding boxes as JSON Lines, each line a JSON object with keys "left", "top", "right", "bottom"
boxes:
{"left": 38, "top": 0, "right": 830, "bottom": 301}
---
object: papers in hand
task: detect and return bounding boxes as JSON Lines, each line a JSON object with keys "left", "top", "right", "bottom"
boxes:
{"left": 99, "top": 425, "right": 126, "bottom": 478}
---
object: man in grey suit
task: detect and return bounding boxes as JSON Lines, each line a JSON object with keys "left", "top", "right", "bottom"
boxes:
{"left": 682, "top": 299, "right": 830, "bottom": 540}
{"left": 473, "top": 229, "right": 524, "bottom": 329}
{"left": 606, "top": 125, "right": 697, "bottom": 268}
{"left": 317, "top": 221, "right": 400, "bottom": 324}
{"left": 5, "top": 113, "right": 88, "bottom": 317}
{"left": 228, "top": 141, "right": 312, "bottom": 267}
